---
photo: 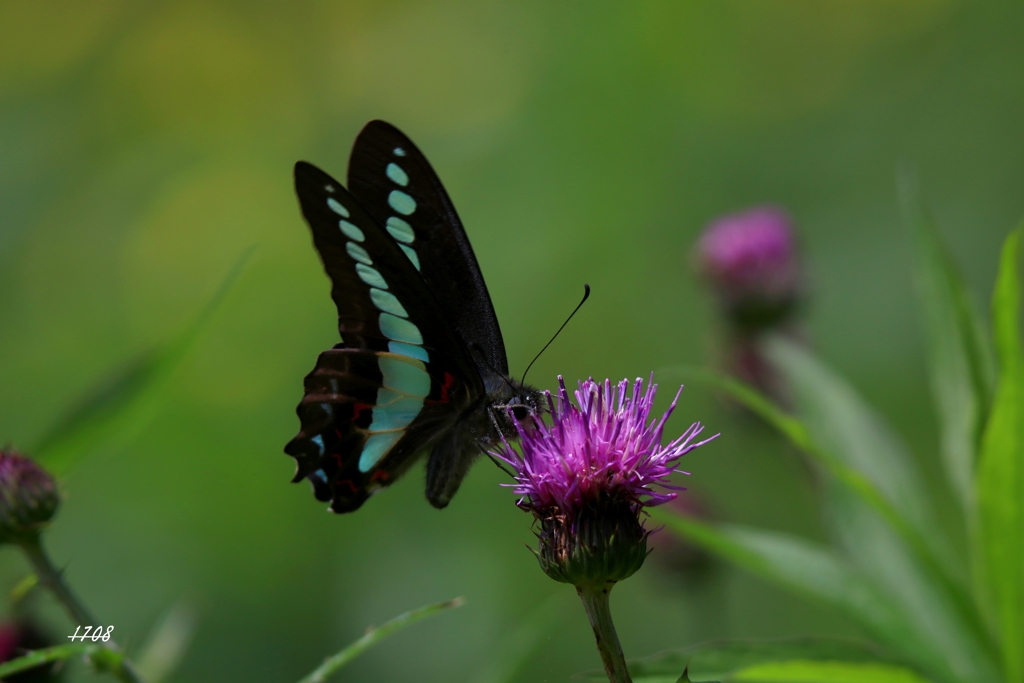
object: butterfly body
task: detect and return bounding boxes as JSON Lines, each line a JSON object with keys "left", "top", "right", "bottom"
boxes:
{"left": 286, "top": 121, "right": 540, "bottom": 513}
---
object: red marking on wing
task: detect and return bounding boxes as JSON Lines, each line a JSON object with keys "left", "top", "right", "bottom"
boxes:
{"left": 440, "top": 372, "right": 455, "bottom": 403}
{"left": 370, "top": 470, "right": 390, "bottom": 482}
{"left": 332, "top": 452, "right": 343, "bottom": 467}
{"left": 352, "top": 403, "right": 372, "bottom": 422}
{"left": 336, "top": 478, "right": 358, "bottom": 493}
{"left": 426, "top": 372, "right": 457, "bottom": 407}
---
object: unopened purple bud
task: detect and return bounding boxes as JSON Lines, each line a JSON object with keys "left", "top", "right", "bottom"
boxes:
{"left": 0, "top": 448, "right": 59, "bottom": 544}
{"left": 696, "top": 206, "right": 802, "bottom": 331}
{"left": 0, "top": 617, "right": 62, "bottom": 678}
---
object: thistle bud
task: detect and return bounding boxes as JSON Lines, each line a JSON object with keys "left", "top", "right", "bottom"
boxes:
{"left": 0, "top": 448, "right": 60, "bottom": 544}
{"left": 538, "top": 498, "right": 648, "bottom": 588}
{"left": 695, "top": 206, "right": 801, "bottom": 333}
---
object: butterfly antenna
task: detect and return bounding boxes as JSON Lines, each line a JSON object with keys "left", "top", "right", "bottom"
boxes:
{"left": 471, "top": 342, "right": 518, "bottom": 394}
{"left": 521, "top": 284, "right": 590, "bottom": 386}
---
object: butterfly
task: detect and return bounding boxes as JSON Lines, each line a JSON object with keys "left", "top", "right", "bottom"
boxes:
{"left": 285, "top": 120, "right": 543, "bottom": 513}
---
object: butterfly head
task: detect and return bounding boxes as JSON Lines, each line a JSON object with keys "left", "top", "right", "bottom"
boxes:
{"left": 484, "top": 375, "right": 544, "bottom": 438}
{"left": 507, "top": 389, "right": 543, "bottom": 422}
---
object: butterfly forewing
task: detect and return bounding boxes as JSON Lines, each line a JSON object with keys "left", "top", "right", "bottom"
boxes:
{"left": 347, "top": 121, "right": 509, "bottom": 376}
{"left": 287, "top": 162, "right": 483, "bottom": 511}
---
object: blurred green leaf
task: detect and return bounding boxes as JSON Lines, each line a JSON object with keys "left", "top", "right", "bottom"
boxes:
{"left": 764, "top": 336, "right": 939, "bottom": 555}
{"left": 764, "top": 337, "right": 997, "bottom": 681}
{"left": 654, "top": 512, "right": 952, "bottom": 677}
{"left": 9, "top": 572, "right": 38, "bottom": 603}
{"left": 821, "top": 484, "right": 998, "bottom": 683}
{"left": 470, "top": 592, "right": 567, "bottom": 683}
{"left": 974, "top": 227, "right": 1024, "bottom": 682}
{"left": 901, "top": 176, "right": 995, "bottom": 513}
{"left": 678, "top": 366, "right": 960, "bottom": 617}
{"left": 296, "top": 597, "right": 464, "bottom": 683}
{"left": 577, "top": 637, "right": 907, "bottom": 683}
{"left": 0, "top": 642, "right": 114, "bottom": 678}
{"left": 730, "top": 659, "right": 934, "bottom": 682}
{"left": 31, "top": 247, "right": 253, "bottom": 475}
{"left": 136, "top": 599, "right": 198, "bottom": 683}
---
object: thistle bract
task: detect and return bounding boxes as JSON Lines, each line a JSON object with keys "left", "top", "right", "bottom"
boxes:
{"left": 696, "top": 205, "right": 801, "bottom": 331}
{"left": 0, "top": 448, "right": 59, "bottom": 544}
{"left": 493, "top": 376, "right": 715, "bottom": 588}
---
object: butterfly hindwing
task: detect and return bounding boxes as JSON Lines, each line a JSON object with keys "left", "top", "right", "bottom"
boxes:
{"left": 287, "top": 162, "right": 483, "bottom": 511}
{"left": 347, "top": 121, "right": 509, "bottom": 376}
{"left": 288, "top": 347, "right": 473, "bottom": 512}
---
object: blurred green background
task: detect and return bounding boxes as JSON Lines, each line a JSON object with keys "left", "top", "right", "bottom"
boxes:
{"left": 1, "top": 1, "right": 1022, "bottom": 681}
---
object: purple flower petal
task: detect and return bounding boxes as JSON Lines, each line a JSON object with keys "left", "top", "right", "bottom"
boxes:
{"left": 491, "top": 375, "right": 717, "bottom": 521}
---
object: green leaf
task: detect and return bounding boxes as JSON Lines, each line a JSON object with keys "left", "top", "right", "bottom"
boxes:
{"left": 681, "top": 367, "right": 952, "bottom": 588}
{"left": 675, "top": 362, "right": 1002, "bottom": 679}
{"left": 296, "top": 597, "right": 464, "bottom": 683}
{"left": 821, "top": 483, "right": 998, "bottom": 682}
{"left": 763, "top": 337, "right": 938, "bottom": 551}
{"left": 9, "top": 572, "right": 38, "bottom": 602}
{"left": 902, "top": 175, "right": 995, "bottom": 512}
{"left": 654, "top": 512, "right": 953, "bottom": 678}
{"left": 0, "top": 643, "right": 108, "bottom": 678}
{"left": 730, "top": 659, "right": 934, "bottom": 682}
{"left": 31, "top": 247, "right": 253, "bottom": 475}
{"left": 974, "top": 227, "right": 1024, "bottom": 682}
{"left": 764, "top": 337, "right": 997, "bottom": 681}
{"left": 579, "top": 637, "right": 913, "bottom": 683}
{"left": 469, "top": 592, "right": 568, "bottom": 683}
{"left": 136, "top": 599, "right": 197, "bottom": 683}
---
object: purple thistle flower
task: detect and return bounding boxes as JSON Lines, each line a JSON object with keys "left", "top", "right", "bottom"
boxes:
{"left": 492, "top": 376, "right": 716, "bottom": 588}
{"left": 696, "top": 205, "right": 802, "bottom": 331}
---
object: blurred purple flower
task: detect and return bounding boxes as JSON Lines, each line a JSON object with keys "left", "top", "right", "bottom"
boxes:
{"left": 0, "top": 448, "right": 59, "bottom": 544}
{"left": 0, "top": 622, "right": 17, "bottom": 662}
{"left": 696, "top": 205, "right": 802, "bottom": 331}
{"left": 0, "top": 618, "right": 64, "bottom": 681}
{"left": 648, "top": 491, "right": 716, "bottom": 580}
{"left": 492, "top": 376, "right": 716, "bottom": 587}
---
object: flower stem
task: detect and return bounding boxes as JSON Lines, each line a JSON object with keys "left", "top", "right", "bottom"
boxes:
{"left": 19, "top": 536, "right": 96, "bottom": 625}
{"left": 18, "top": 536, "right": 145, "bottom": 683}
{"left": 576, "top": 583, "right": 632, "bottom": 683}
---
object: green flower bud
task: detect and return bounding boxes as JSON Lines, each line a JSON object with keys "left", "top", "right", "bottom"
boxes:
{"left": 536, "top": 498, "right": 648, "bottom": 589}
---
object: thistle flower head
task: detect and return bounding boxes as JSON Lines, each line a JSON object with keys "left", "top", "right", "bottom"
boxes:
{"left": 492, "top": 376, "right": 716, "bottom": 588}
{"left": 696, "top": 205, "right": 801, "bottom": 331}
{"left": 0, "top": 448, "right": 59, "bottom": 544}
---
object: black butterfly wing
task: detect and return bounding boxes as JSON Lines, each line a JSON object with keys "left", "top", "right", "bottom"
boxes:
{"left": 286, "top": 161, "right": 484, "bottom": 512}
{"left": 347, "top": 120, "right": 509, "bottom": 376}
